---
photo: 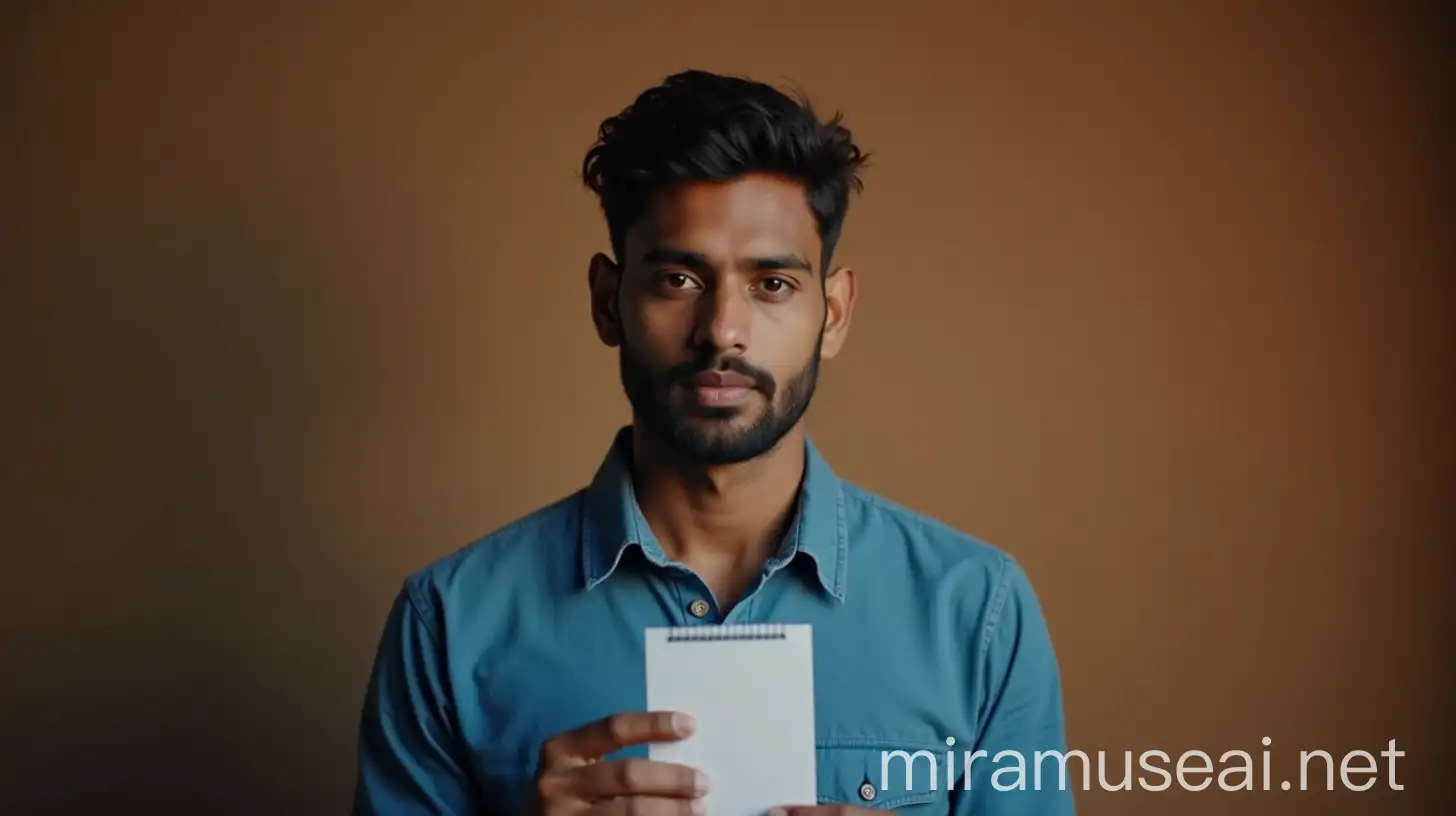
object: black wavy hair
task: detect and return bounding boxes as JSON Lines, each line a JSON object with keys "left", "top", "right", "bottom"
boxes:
{"left": 582, "top": 70, "right": 868, "bottom": 273}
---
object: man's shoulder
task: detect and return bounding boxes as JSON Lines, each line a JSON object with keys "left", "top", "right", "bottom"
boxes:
{"left": 400, "top": 489, "right": 587, "bottom": 608}
{"left": 838, "top": 479, "right": 1031, "bottom": 589}
{"left": 837, "top": 479, "right": 1051, "bottom": 646}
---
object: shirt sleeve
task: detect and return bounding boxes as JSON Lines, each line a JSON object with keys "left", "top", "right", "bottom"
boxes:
{"left": 352, "top": 581, "right": 480, "bottom": 815}
{"left": 957, "top": 556, "right": 1078, "bottom": 814}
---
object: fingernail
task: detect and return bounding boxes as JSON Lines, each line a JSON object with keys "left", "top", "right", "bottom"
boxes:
{"left": 692, "top": 800, "right": 707, "bottom": 816}
{"left": 672, "top": 712, "right": 696, "bottom": 734}
{"left": 693, "top": 770, "right": 710, "bottom": 795}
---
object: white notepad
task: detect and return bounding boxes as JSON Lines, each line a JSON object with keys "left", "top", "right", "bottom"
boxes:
{"left": 645, "top": 623, "right": 817, "bottom": 815}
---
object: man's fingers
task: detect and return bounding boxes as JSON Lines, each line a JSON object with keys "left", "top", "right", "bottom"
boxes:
{"left": 544, "top": 712, "right": 696, "bottom": 763}
{"left": 587, "top": 796, "right": 705, "bottom": 816}
{"left": 571, "top": 758, "right": 708, "bottom": 800}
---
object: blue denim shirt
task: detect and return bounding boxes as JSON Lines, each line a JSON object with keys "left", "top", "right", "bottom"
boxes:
{"left": 354, "top": 428, "right": 1075, "bottom": 814}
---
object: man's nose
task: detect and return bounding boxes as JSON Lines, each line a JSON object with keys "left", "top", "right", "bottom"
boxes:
{"left": 691, "top": 285, "right": 751, "bottom": 353}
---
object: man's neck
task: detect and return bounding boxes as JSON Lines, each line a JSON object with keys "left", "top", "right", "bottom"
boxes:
{"left": 629, "top": 424, "right": 807, "bottom": 573}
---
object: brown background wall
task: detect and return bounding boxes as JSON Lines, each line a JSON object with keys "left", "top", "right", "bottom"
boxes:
{"left": 2, "top": 2, "right": 1450, "bottom": 814}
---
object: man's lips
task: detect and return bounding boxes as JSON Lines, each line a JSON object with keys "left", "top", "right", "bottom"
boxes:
{"left": 693, "top": 370, "right": 756, "bottom": 388}
{"left": 692, "top": 384, "right": 754, "bottom": 407}
{"left": 683, "top": 370, "right": 758, "bottom": 408}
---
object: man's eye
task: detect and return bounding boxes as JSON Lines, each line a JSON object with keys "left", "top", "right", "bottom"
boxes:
{"left": 759, "top": 277, "right": 791, "bottom": 293}
{"left": 664, "top": 273, "right": 694, "bottom": 288}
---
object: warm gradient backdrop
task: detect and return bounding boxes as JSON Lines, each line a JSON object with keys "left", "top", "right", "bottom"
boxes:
{"left": 2, "top": 2, "right": 1451, "bottom": 814}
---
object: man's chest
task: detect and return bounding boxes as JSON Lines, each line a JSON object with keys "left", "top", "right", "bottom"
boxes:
{"left": 450, "top": 592, "right": 978, "bottom": 813}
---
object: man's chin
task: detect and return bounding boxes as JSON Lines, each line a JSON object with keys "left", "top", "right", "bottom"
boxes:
{"left": 677, "top": 407, "right": 748, "bottom": 425}
{"left": 672, "top": 404, "right": 766, "bottom": 431}
{"left": 646, "top": 415, "right": 745, "bottom": 453}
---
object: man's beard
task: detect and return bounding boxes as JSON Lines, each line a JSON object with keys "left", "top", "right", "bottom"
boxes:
{"left": 617, "top": 336, "right": 822, "bottom": 466}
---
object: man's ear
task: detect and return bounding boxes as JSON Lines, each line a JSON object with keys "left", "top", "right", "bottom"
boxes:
{"left": 588, "top": 252, "right": 623, "bottom": 347}
{"left": 818, "top": 265, "right": 857, "bottom": 361}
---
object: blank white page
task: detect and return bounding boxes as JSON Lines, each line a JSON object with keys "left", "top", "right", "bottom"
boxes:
{"left": 645, "top": 623, "right": 817, "bottom": 815}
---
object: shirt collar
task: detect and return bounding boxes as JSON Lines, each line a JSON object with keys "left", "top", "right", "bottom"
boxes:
{"left": 579, "top": 426, "right": 847, "bottom": 602}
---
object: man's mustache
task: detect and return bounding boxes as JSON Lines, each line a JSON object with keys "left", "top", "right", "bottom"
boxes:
{"left": 665, "top": 355, "right": 777, "bottom": 399}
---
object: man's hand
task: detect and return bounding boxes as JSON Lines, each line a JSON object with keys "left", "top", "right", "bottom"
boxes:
{"left": 528, "top": 711, "right": 709, "bottom": 815}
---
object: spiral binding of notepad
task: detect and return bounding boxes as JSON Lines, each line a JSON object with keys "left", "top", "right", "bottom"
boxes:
{"left": 665, "top": 623, "right": 788, "bottom": 642}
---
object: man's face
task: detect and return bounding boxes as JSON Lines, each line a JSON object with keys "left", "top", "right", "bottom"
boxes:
{"left": 591, "top": 174, "right": 853, "bottom": 466}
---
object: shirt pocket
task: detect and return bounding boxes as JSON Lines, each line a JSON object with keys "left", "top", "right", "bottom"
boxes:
{"left": 816, "top": 743, "right": 952, "bottom": 812}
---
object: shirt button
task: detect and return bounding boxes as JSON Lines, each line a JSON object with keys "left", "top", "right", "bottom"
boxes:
{"left": 687, "top": 599, "right": 711, "bottom": 618}
{"left": 859, "top": 782, "right": 876, "bottom": 801}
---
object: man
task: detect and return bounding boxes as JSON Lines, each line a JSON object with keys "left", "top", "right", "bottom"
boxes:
{"left": 353, "top": 70, "right": 1074, "bottom": 815}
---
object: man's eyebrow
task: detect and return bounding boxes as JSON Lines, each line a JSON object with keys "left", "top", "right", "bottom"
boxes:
{"left": 639, "top": 247, "right": 712, "bottom": 269}
{"left": 638, "top": 248, "right": 815, "bottom": 275}
{"left": 749, "top": 253, "right": 814, "bottom": 274}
